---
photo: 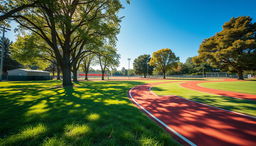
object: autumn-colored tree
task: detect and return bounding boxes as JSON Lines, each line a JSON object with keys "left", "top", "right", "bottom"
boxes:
{"left": 196, "top": 16, "right": 256, "bottom": 80}
{"left": 133, "top": 54, "right": 154, "bottom": 78}
{"left": 149, "top": 48, "right": 179, "bottom": 79}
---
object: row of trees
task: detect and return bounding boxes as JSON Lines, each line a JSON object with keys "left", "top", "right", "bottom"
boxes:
{"left": 1, "top": 0, "right": 129, "bottom": 86}
{"left": 133, "top": 54, "right": 218, "bottom": 78}
{"left": 9, "top": 32, "right": 120, "bottom": 81}
{"left": 133, "top": 16, "right": 256, "bottom": 80}
{"left": 133, "top": 48, "right": 179, "bottom": 79}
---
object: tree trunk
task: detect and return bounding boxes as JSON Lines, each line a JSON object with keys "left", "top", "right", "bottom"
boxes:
{"left": 61, "top": 54, "right": 73, "bottom": 87}
{"left": 62, "top": 66, "right": 73, "bottom": 87}
{"left": 72, "top": 69, "right": 78, "bottom": 82}
{"left": 85, "top": 71, "right": 88, "bottom": 80}
{"left": 84, "top": 60, "right": 90, "bottom": 80}
{"left": 163, "top": 72, "right": 166, "bottom": 79}
{"left": 57, "top": 66, "right": 61, "bottom": 80}
{"left": 144, "top": 73, "right": 146, "bottom": 78}
{"left": 71, "top": 61, "right": 79, "bottom": 82}
{"left": 52, "top": 69, "right": 55, "bottom": 80}
{"left": 102, "top": 70, "right": 105, "bottom": 80}
{"left": 237, "top": 70, "right": 244, "bottom": 80}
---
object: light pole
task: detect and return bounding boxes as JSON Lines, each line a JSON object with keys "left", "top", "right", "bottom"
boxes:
{"left": 128, "top": 58, "right": 131, "bottom": 78}
{"left": 0, "top": 26, "right": 10, "bottom": 81}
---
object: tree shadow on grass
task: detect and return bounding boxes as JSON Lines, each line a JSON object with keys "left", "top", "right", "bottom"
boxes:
{"left": 151, "top": 87, "right": 167, "bottom": 91}
{"left": 189, "top": 95, "right": 256, "bottom": 116}
{"left": 139, "top": 95, "right": 256, "bottom": 146}
{"left": 0, "top": 80, "right": 179, "bottom": 146}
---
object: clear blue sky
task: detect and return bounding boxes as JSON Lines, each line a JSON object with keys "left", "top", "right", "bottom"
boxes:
{"left": 116, "top": 0, "right": 256, "bottom": 69}
{"left": 6, "top": 0, "right": 256, "bottom": 70}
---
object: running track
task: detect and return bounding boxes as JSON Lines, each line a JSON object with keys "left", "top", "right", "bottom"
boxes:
{"left": 129, "top": 82, "right": 256, "bottom": 146}
{"left": 180, "top": 80, "right": 256, "bottom": 101}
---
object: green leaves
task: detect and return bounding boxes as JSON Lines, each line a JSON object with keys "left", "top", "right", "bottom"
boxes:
{"left": 149, "top": 48, "right": 179, "bottom": 78}
{"left": 197, "top": 16, "right": 256, "bottom": 79}
{"left": 133, "top": 54, "right": 153, "bottom": 77}
{"left": 10, "top": 34, "right": 50, "bottom": 69}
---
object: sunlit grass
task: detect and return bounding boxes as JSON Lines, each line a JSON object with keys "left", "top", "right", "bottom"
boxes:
{"left": 64, "top": 124, "right": 90, "bottom": 137}
{"left": 0, "top": 80, "right": 179, "bottom": 145}
{"left": 87, "top": 113, "right": 100, "bottom": 121}
{"left": 1, "top": 124, "right": 47, "bottom": 145}
{"left": 152, "top": 82, "right": 256, "bottom": 116}
{"left": 199, "top": 81, "right": 256, "bottom": 95}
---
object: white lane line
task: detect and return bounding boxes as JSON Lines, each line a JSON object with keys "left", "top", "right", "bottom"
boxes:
{"left": 128, "top": 86, "right": 197, "bottom": 146}
{"left": 176, "top": 84, "right": 256, "bottom": 119}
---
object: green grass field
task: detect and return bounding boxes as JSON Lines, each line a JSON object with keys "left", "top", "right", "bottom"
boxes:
{"left": 152, "top": 82, "right": 256, "bottom": 116}
{"left": 199, "top": 81, "right": 256, "bottom": 95}
{"left": 0, "top": 80, "right": 179, "bottom": 146}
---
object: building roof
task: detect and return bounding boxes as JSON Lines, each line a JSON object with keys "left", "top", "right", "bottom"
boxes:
{"left": 8, "top": 69, "right": 50, "bottom": 73}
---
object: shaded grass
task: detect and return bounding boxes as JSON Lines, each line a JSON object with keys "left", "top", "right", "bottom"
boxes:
{"left": 152, "top": 82, "right": 256, "bottom": 116}
{"left": 0, "top": 80, "right": 179, "bottom": 146}
{"left": 199, "top": 81, "right": 256, "bottom": 95}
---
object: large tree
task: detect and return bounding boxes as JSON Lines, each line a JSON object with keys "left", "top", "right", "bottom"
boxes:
{"left": 4, "top": 0, "right": 125, "bottom": 86}
{"left": 196, "top": 16, "right": 256, "bottom": 80}
{"left": 97, "top": 46, "right": 120, "bottom": 80}
{"left": 149, "top": 48, "right": 179, "bottom": 79}
{"left": 133, "top": 54, "right": 153, "bottom": 78}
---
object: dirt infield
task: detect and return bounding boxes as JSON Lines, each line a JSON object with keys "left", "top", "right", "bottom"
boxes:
{"left": 180, "top": 80, "right": 256, "bottom": 101}
{"left": 129, "top": 82, "right": 256, "bottom": 146}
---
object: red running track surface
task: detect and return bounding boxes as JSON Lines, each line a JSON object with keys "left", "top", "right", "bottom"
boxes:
{"left": 180, "top": 81, "right": 256, "bottom": 101}
{"left": 129, "top": 82, "right": 256, "bottom": 146}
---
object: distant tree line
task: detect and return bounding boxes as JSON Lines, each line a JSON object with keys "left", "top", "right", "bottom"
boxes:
{"left": 133, "top": 16, "right": 256, "bottom": 80}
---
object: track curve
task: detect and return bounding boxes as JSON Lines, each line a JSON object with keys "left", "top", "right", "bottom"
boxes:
{"left": 129, "top": 82, "right": 256, "bottom": 146}
{"left": 180, "top": 81, "right": 256, "bottom": 101}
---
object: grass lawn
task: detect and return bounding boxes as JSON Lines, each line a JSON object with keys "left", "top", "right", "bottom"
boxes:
{"left": 199, "top": 81, "right": 256, "bottom": 95}
{"left": 0, "top": 80, "right": 179, "bottom": 146}
{"left": 152, "top": 82, "right": 256, "bottom": 116}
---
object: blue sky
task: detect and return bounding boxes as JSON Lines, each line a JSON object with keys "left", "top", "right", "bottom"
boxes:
{"left": 6, "top": 0, "right": 256, "bottom": 69}
{"left": 116, "top": 0, "right": 256, "bottom": 69}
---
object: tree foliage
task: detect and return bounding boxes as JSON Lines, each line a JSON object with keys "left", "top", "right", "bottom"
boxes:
{"left": 97, "top": 45, "right": 120, "bottom": 80}
{"left": 149, "top": 48, "right": 179, "bottom": 79}
{"left": 2, "top": 0, "right": 126, "bottom": 86}
{"left": 195, "top": 16, "right": 256, "bottom": 79}
{"left": 10, "top": 34, "right": 50, "bottom": 69}
{"left": 81, "top": 53, "right": 95, "bottom": 80}
{"left": 0, "top": 0, "right": 39, "bottom": 22}
{"left": 0, "top": 37, "right": 21, "bottom": 77}
{"left": 133, "top": 54, "right": 153, "bottom": 78}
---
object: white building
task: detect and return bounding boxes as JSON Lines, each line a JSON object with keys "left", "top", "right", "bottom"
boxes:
{"left": 7, "top": 69, "right": 51, "bottom": 81}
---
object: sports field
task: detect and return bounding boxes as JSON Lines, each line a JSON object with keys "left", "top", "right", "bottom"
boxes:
{"left": 1, "top": 79, "right": 256, "bottom": 146}
{"left": 199, "top": 81, "right": 256, "bottom": 95}
{"left": 0, "top": 80, "right": 179, "bottom": 146}
{"left": 130, "top": 80, "right": 256, "bottom": 145}
{"left": 152, "top": 81, "right": 256, "bottom": 116}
